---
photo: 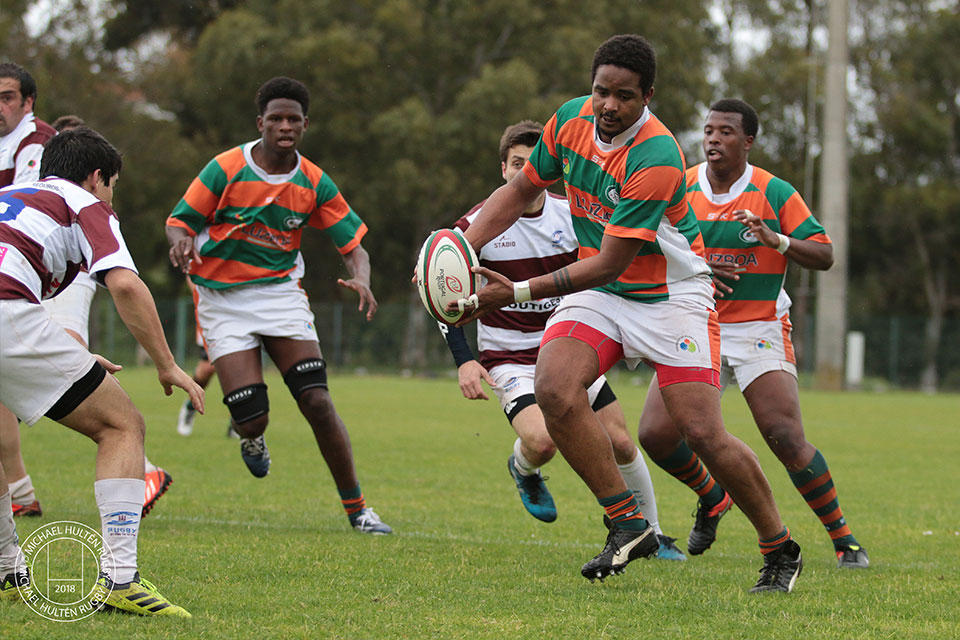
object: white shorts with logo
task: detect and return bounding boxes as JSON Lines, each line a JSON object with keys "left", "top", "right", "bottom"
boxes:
{"left": 196, "top": 279, "right": 319, "bottom": 363}
{"left": 41, "top": 272, "right": 97, "bottom": 344}
{"left": 719, "top": 314, "right": 798, "bottom": 392}
{"left": 546, "top": 287, "right": 719, "bottom": 371}
{"left": 0, "top": 299, "right": 98, "bottom": 425}
{"left": 488, "top": 363, "right": 609, "bottom": 416}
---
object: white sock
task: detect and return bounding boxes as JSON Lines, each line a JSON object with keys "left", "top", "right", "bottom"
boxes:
{"left": 618, "top": 448, "right": 662, "bottom": 535}
{"left": 143, "top": 456, "right": 157, "bottom": 474}
{"left": 0, "top": 492, "right": 23, "bottom": 574}
{"left": 512, "top": 438, "right": 539, "bottom": 476}
{"left": 95, "top": 478, "right": 144, "bottom": 584}
{"left": 8, "top": 475, "right": 35, "bottom": 505}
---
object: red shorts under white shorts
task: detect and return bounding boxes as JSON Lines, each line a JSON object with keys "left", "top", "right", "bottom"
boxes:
{"left": 541, "top": 289, "right": 721, "bottom": 389}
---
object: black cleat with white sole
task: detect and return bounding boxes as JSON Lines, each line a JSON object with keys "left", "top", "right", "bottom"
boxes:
{"left": 581, "top": 524, "right": 659, "bottom": 582}
{"left": 750, "top": 539, "right": 803, "bottom": 593}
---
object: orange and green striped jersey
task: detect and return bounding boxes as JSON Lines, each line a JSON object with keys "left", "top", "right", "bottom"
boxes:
{"left": 166, "top": 141, "right": 367, "bottom": 289}
{"left": 523, "top": 97, "right": 710, "bottom": 303}
{"left": 686, "top": 162, "right": 830, "bottom": 323}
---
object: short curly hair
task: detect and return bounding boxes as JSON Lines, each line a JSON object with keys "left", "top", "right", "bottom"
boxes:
{"left": 40, "top": 127, "right": 123, "bottom": 186}
{"left": 709, "top": 98, "right": 759, "bottom": 138}
{"left": 255, "top": 77, "right": 310, "bottom": 116}
{"left": 590, "top": 35, "right": 656, "bottom": 95}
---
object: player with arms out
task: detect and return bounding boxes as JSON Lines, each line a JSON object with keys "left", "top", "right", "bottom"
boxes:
{"left": 166, "top": 76, "right": 391, "bottom": 534}
{"left": 441, "top": 120, "right": 684, "bottom": 559}
{"left": 451, "top": 35, "right": 802, "bottom": 592}
{"left": 0, "top": 127, "right": 202, "bottom": 616}
{"left": 637, "top": 98, "right": 868, "bottom": 568}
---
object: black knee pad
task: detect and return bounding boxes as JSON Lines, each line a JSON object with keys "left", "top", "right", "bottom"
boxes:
{"left": 223, "top": 383, "right": 269, "bottom": 424}
{"left": 283, "top": 358, "right": 328, "bottom": 399}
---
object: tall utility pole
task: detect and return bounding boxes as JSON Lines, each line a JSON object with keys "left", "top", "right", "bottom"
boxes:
{"left": 815, "top": 0, "right": 849, "bottom": 388}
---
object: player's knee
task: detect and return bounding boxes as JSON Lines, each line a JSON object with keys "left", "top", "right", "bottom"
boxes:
{"left": 762, "top": 420, "right": 807, "bottom": 464}
{"left": 223, "top": 383, "right": 269, "bottom": 427}
{"left": 677, "top": 419, "right": 725, "bottom": 453}
{"left": 608, "top": 430, "right": 636, "bottom": 459}
{"left": 533, "top": 378, "right": 576, "bottom": 422}
{"left": 283, "top": 358, "right": 327, "bottom": 400}
{"left": 524, "top": 433, "right": 557, "bottom": 462}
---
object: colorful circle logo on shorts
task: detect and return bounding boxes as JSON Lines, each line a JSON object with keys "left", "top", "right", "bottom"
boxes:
{"left": 756, "top": 339, "right": 773, "bottom": 350}
{"left": 676, "top": 336, "right": 699, "bottom": 353}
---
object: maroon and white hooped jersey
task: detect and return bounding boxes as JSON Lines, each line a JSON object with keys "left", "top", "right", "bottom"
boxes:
{"left": 455, "top": 192, "right": 578, "bottom": 369}
{"left": 0, "top": 113, "right": 55, "bottom": 187}
{"left": 0, "top": 177, "right": 137, "bottom": 303}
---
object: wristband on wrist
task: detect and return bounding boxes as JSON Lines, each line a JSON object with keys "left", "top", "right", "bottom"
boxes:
{"left": 514, "top": 280, "right": 532, "bottom": 303}
{"left": 776, "top": 233, "right": 791, "bottom": 254}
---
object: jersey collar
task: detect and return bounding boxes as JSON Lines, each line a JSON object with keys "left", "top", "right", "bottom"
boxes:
{"left": 697, "top": 161, "right": 754, "bottom": 204}
{"left": 593, "top": 106, "right": 650, "bottom": 152}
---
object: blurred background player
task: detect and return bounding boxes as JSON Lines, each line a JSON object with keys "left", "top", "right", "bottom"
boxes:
{"left": 637, "top": 98, "right": 868, "bottom": 568}
{"left": 166, "top": 76, "right": 391, "bottom": 534}
{"left": 0, "top": 63, "right": 57, "bottom": 517}
{"left": 441, "top": 120, "right": 684, "bottom": 559}
{"left": 175, "top": 276, "right": 236, "bottom": 438}
{"left": 0, "top": 127, "right": 201, "bottom": 615}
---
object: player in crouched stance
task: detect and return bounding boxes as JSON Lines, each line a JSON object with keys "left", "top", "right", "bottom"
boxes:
{"left": 0, "top": 128, "right": 202, "bottom": 616}
{"left": 166, "top": 77, "right": 390, "bottom": 535}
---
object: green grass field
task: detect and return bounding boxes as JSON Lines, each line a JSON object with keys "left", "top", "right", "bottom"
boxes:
{"left": 2, "top": 367, "right": 958, "bottom": 639}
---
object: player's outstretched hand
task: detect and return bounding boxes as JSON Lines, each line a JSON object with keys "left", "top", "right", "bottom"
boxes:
{"left": 449, "top": 267, "right": 514, "bottom": 326}
{"left": 92, "top": 354, "right": 123, "bottom": 374}
{"left": 168, "top": 236, "right": 202, "bottom": 274}
{"left": 337, "top": 278, "right": 378, "bottom": 321}
{"left": 156, "top": 364, "right": 205, "bottom": 415}
{"left": 458, "top": 360, "right": 497, "bottom": 400}
{"left": 707, "top": 258, "right": 740, "bottom": 298}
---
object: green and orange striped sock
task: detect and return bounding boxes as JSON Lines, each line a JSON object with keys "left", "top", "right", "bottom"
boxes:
{"left": 789, "top": 449, "right": 859, "bottom": 550}
{"left": 338, "top": 486, "right": 365, "bottom": 524}
{"left": 651, "top": 442, "right": 726, "bottom": 508}
{"left": 599, "top": 490, "right": 648, "bottom": 532}
{"left": 759, "top": 526, "right": 791, "bottom": 555}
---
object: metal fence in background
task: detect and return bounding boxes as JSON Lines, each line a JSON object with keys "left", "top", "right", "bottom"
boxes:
{"left": 85, "top": 295, "right": 960, "bottom": 392}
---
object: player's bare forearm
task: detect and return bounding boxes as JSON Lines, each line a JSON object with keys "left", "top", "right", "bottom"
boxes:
{"left": 340, "top": 245, "right": 378, "bottom": 320}
{"left": 104, "top": 268, "right": 177, "bottom": 370}
{"left": 781, "top": 237, "right": 833, "bottom": 270}
{"left": 341, "top": 244, "right": 372, "bottom": 285}
{"left": 463, "top": 173, "right": 543, "bottom": 250}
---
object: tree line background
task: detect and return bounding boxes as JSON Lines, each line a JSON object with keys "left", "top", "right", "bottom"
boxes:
{"left": 2, "top": 0, "right": 957, "bottom": 389}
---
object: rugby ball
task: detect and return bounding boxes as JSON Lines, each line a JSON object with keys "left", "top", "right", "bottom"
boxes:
{"left": 415, "top": 229, "right": 481, "bottom": 325}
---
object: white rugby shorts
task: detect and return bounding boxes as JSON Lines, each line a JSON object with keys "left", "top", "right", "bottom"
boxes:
{"left": 196, "top": 279, "right": 319, "bottom": 363}
{"left": 0, "top": 299, "right": 98, "bottom": 425}
{"left": 488, "top": 362, "right": 609, "bottom": 416}
{"left": 545, "top": 288, "right": 719, "bottom": 372}
{"left": 41, "top": 271, "right": 97, "bottom": 344}
{"left": 718, "top": 313, "right": 798, "bottom": 392}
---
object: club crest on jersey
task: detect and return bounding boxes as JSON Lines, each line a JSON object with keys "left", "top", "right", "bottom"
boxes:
{"left": 551, "top": 230, "right": 564, "bottom": 246}
{"left": 562, "top": 157, "right": 571, "bottom": 175}
{"left": 739, "top": 227, "right": 759, "bottom": 244}
{"left": 605, "top": 185, "right": 620, "bottom": 206}
{"left": 283, "top": 216, "right": 304, "bottom": 230}
{"left": 676, "top": 336, "right": 700, "bottom": 353}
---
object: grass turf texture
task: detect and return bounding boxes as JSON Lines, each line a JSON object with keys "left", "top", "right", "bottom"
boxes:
{"left": 2, "top": 367, "right": 957, "bottom": 639}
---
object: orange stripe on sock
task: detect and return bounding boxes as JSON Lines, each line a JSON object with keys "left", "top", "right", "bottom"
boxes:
{"left": 665, "top": 451, "right": 698, "bottom": 475}
{"left": 797, "top": 471, "right": 832, "bottom": 495}
{"left": 828, "top": 525, "right": 853, "bottom": 540}
{"left": 806, "top": 487, "right": 838, "bottom": 510}
{"left": 341, "top": 496, "right": 365, "bottom": 515}
{"left": 694, "top": 476, "right": 717, "bottom": 498}
{"left": 759, "top": 528, "right": 791, "bottom": 554}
